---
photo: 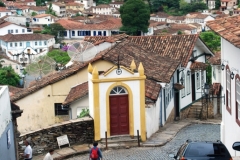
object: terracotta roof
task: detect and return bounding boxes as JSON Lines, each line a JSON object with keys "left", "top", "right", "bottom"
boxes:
{"left": 29, "top": 6, "right": 47, "bottom": 11}
{"left": 145, "top": 79, "right": 161, "bottom": 101}
{"left": 149, "top": 20, "right": 166, "bottom": 27}
{"left": 0, "top": 33, "right": 54, "bottom": 42}
{"left": 52, "top": 2, "right": 66, "bottom": 7}
{"left": 171, "top": 24, "right": 196, "bottom": 30}
{"left": 206, "top": 15, "right": 240, "bottom": 49}
{"left": 0, "top": 54, "right": 20, "bottom": 64}
{"left": 101, "top": 40, "right": 180, "bottom": 83}
{"left": 189, "top": 23, "right": 202, "bottom": 27}
{"left": 127, "top": 35, "right": 199, "bottom": 67}
{"left": 0, "top": 7, "right": 10, "bottom": 12}
{"left": 167, "top": 16, "right": 186, "bottom": 21}
{"left": 212, "top": 83, "right": 221, "bottom": 95}
{"left": 174, "top": 83, "right": 184, "bottom": 90}
{"left": 33, "top": 14, "right": 56, "bottom": 18}
{"left": 63, "top": 82, "right": 88, "bottom": 105}
{"left": 186, "top": 13, "right": 208, "bottom": 19}
{"left": 66, "top": 2, "right": 84, "bottom": 6}
{"left": 57, "top": 18, "right": 122, "bottom": 30}
{"left": 92, "top": 4, "right": 111, "bottom": 8}
{"left": 0, "top": 21, "right": 12, "bottom": 29}
{"left": 154, "top": 28, "right": 179, "bottom": 35}
{"left": 208, "top": 51, "right": 221, "bottom": 65}
{"left": 84, "top": 33, "right": 128, "bottom": 45}
{"left": 190, "top": 61, "right": 208, "bottom": 70}
{"left": 8, "top": 85, "right": 23, "bottom": 96}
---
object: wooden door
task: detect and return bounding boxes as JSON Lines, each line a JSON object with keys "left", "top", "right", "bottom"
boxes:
{"left": 110, "top": 95, "right": 129, "bottom": 136}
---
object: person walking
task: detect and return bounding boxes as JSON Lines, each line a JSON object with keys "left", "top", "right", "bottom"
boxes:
{"left": 43, "top": 149, "right": 54, "bottom": 160}
{"left": 89, "top": 142, "right": 103, "bottom": 160}
{"left": 23, "top": 139, "right": 32, "bottom": 160}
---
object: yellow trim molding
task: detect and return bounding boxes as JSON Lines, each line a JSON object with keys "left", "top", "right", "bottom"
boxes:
{"left": 106, "top": 82, "right": 134, "bottom": 137}
{"left": 92, "top": 67, "right": 100, "bottom": 141}
{"left": 88, "top": 63, "right": 93, "bottom": 73}
{"left": 103, "top": 66, "right": 134, "bottom": 77}
{"left": 92, "top": 76, "right": 146, "bottom": 83}
{"left": 140, "top": 78, "right": 146, "bottom": 141}
{"left": 130, "top": 60, "right": 136, "bottom": 71}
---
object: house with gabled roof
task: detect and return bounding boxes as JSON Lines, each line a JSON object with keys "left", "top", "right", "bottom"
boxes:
{"left": 207, "top": 15, "right": 240, "bottom": 156}
{"left": 0, "top": 7, "right": 12, "bottom": 18}
{"left": 150, "top": 12, "right": 169, "bottom": 22}
{"left": 0, "top": 33, "right": 55, "bottom": 65}
{"left": 9, "top": 34, "right": 213, "bottom": 142}
{"left": 109, "top": 1, "right": 123, "bottom": 8}
{"left": 57, "top": 18, "right": 122, "bottom": 39}
{"left": 0, "top": 21, "right": 33, "bottom": 36}
{"left": 29, "top": 6, "right": 47, "bottom": 15}
{"left": 31, "top": 14, "right": 58, "bottom": 26}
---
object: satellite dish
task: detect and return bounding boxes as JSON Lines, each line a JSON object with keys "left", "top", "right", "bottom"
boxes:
{"left": 25, "top": 55, "right": 56, "bottom": 81}
{"left": 67, "top": 41, "right": 97, "bottom": 63}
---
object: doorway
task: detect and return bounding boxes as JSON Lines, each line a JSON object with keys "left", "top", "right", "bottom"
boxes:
{"left": 109, "top": 86, "right": 129, "bottom": 136}
{"left": 174, "top": 90, "right": 180, "bottom": 118}
{"left": 191, "top": 73, "right": 196, "bottom": 101}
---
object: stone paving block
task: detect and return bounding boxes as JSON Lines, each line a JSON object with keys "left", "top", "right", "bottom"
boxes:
{"left": 72, "top": 144, "right": 89, "bottom": 152}
{"left": 161, "top": 130, "right": 176, "bottom": 135}
{"left": 56, "top": 148, "right": 75, "bottom": 156}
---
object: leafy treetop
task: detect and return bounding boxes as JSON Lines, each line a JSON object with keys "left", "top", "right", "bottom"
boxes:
{"left": 120, "top": 0, "right": 150, "bottom": 35}
{"left": 0, "top": 66, "right": 20, "bottom": 86}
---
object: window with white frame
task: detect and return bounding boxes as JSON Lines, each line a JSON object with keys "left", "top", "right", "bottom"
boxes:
{"left": 20, "top": 42, "right": 22, "bottom": 46}
{"left": 35, "top": 41, "right": 37, "bottom": 45}
{"left": 10, "top": 43, "right": 12, "bottom": 47}
{"left": 15, "top": 43, "right": 17, "bottom": 47}
{"left": 236, "top": 75, "right": 240, "bottom": 125}
{"left": 201, "top": 70, "right": 204, "bottom": 87}
{"left": 165, "top": 80, "right": 173, "bottom": 107}
{"left": 15, "top": 29, "right": 18, "bottom": 33}
{"left": 197, "top": 71, "right": 200, "bottom": 89}
{"left": 226, "top": 66, "right": 231, "bottom": 114}
{"left": 181, "top": 72, "right": 185, "bottom": 98}
{"left": 186, "top": 72, "right": 191, "bottom": 94}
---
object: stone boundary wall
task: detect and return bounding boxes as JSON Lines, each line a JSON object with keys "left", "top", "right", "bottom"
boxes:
{"left": 17, "top": 117, "right": 94, "bottom": 158}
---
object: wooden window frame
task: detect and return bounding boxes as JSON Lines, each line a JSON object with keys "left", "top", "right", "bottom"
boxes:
{"left": 226, "top": 65, "right": 231, "bottom": 114}
{"left": 236, "top": 74, "right": 240, "bottom": 126}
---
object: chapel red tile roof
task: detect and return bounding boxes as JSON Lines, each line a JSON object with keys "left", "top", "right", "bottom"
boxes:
{"left": 206, "top": 15, "right": 240, "bottom": 49}
{"left": 63, "top": 82, "right": 88, "bottom": 105}
{"left": 0, "top": 33, "right": 54, "bottom": 42}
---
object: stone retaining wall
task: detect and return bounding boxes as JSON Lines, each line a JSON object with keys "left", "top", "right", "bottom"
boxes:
{"left": 17, "top": 117, "right": 94, "bottom": 159}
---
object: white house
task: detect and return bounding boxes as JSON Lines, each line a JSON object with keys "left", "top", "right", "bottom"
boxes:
{"left": 4, "top": 15, "right": 31, "bottom": 26}
{"left": 166, "top": 16, "right": 186, "bottom": 23}
{"left": 0, "top": 54, "right": 22, "bottom": 75}
{"left": 109, "top": 1, "right": 123, "bottom": 8}
{"left": 207, "top": 15, "right": 240, "bottom": 156}
{"left": 31, "top": 14, "right": 57, "bottom": 26}
{"left": 0, "top": 21, "right": 33, "bottom": 36}
{"left": 150, "top": 12, "right": 169, "bottom": 22}
{"left": 0, "top": 33, "right": 55, "bottom": 65}
{"left": 57, "top": 18, "right": 122, "bottom": 39}
{"left": 0, "top": 7, "right": 12, "bottom": 18}
{"left": 29, "top": 6, "right": 47, "bottom": 15}
{"left": 186, "top": 13, "right": 215, "bottom": 30}
{"left": 74, "top": 0, "right": 94, "bottom": 9}
{"left": 91, "top": 4, "right": 116, "bottom": 15}
{"left": 208, "top": 0, "right": 216, "bottom": 9}
{"left": 49, "top": 2, "right": 66, "bottom": 17}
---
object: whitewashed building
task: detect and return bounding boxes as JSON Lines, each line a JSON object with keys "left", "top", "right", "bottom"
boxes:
{"left": 0, "top": 33, "right": 55, "bottom": 65}
{"left": 31, "top": 14, "right": 57, "bottom": 26}
{"left": 0, "top": 21, "right": 32, "bottom": 36}
{"left": 109, "top": 1, "right": 123, "bottom": 8}
{"left": 49, "top": 2, "right": 66, "bottom": 17}
{"left": 208, "top": 0, "right": 216, "bottom": 9}
{"left": 0, "top": 7, "right": 12, "bottom": 18}
{"left": 207, "top": 15, "right": 240, "bottom": 156}
{"left": 4, "top": 15, "right": 31, "bottom": 26}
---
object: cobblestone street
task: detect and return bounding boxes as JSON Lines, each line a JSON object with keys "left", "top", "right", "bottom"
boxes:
{"left": 66, "top": 124, "right": 220, "bottom": 160}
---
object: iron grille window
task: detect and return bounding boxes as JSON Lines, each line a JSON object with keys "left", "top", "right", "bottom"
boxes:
{"left": 236, "top": 75, "right": 240, "bottom": 125}
{"left": 55, "top": 103, "right": 68, "bottom": 115}
{"left": 226, "top": 67, "right": 231, "bottom": 113}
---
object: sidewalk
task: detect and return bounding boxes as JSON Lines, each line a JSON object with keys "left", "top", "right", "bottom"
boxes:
{"left": 33, "top": 118, "right": 222, "bottom": 160}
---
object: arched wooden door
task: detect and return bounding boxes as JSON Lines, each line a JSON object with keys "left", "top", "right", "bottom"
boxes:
{"left": 109, "top": 86, "right": 129, "bottom": 136}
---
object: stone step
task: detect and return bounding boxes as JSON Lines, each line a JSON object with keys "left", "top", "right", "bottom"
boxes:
{"left": 101, "top": 135, "right": 139, "bottom": 144}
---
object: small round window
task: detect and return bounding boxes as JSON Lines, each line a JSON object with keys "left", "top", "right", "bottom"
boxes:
{"left": 110, "top": 86, "right": 128, "bottom": 95}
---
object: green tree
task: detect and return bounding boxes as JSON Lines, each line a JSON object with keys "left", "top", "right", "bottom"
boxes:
{"left": 0, "top": 66, "right": 20, "bottom": 86}
{"left": 46, "top": 3, "right": 56, "bottom": 16}
{"left": 120, "top": 0, "right": 150, "bottom": 35}
{"left": 47, "top": 49, "right": 70, "bottom": 65}
{"left": 42, "top": 23, "right": 66, "bottom": 43}
{"left": 0, "top": 1, "right": 5, "bottom": 7}
{"left": 200, "top": 31, "right": 221, "bottom": 52}
{"left": 215, "top": 0, "right": 221, "bottom": 9}
{"left": 31, "top": 12, "right": 37, "bottom": 16}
